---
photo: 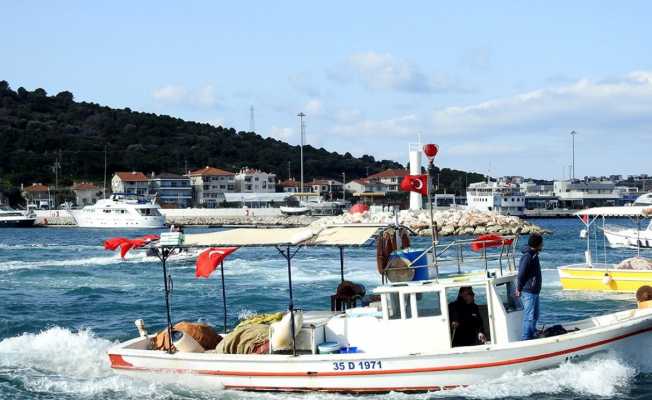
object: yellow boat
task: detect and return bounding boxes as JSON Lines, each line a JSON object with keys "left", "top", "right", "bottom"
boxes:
{"left": 558, "top": 206, "right": 652, "bottom": 293}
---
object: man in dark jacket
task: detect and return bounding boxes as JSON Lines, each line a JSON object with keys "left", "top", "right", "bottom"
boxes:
{"left": 515, "top": 233, "right": 544, "bottom": 340}
{"left": 448, "top": 286, "right": 487, "bottom": 347}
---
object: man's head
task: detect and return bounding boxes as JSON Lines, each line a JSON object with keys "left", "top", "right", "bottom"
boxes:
{"left": 528, "top": 233, "right": 544, "bottom": 252}
{"left": 458, "top": 286, "right": 475, "bottom": 304}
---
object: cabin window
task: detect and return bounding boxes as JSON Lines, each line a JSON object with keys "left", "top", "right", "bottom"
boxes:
{"left": 496, "top": 282, "right": 523, "bottom": 313}
{"left": 415, "top": 291, "right": 442, "bottom": 317}
{"left": 387, "top": 292, "right": 402, "bottom": 320}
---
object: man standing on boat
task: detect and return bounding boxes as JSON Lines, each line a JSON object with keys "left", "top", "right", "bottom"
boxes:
{"left": 515, "top": 233, "right": 543, "bottom": 340}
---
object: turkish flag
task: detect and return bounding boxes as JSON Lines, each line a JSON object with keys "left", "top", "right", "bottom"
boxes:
{"left": 195, "top": 247, "right": 238, "bottom": 278}
{"left": 400, "top": 174, "right": 428, "bottom": 196}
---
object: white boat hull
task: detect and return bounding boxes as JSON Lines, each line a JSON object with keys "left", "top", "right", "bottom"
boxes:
{"left": 109, "top": 308, "right": 652, "bottom": 393}
{"left": 604, "top": 225, "right": 652, "bottom": 248}
{"left": 71, "top": 210, "right": 165, "bottom": 228}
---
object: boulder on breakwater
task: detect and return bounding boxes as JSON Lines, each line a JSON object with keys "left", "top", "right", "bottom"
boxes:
{"left": 309, "top": 209, "right": 548, "bottom": 237}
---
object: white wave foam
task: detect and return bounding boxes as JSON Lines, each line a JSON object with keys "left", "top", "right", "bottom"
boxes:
{"left": 442, "top": 354, "right": 636, "bottom": 398}
{"left": 0, "top": 327, "right": 167, "bottom": 398}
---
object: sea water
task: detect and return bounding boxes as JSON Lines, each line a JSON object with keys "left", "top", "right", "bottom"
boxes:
{"left": 1, "top": 219, "right": 651, "bottom": 400}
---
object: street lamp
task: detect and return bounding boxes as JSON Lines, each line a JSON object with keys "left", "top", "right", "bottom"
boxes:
{"left": 297, "top": 112, "right": 306, "bottom": 194}
{"left": 570, "top": 130, "right": 577, "bottom": 180}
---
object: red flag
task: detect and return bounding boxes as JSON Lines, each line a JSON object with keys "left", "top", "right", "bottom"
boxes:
{"left": 580, "top": 214, "right": 589, "bottom": 224}
{"left": 196, "top": 247, "right": 238, "bottom": 278}
{"left": 399, "top": 174, "right": 428, "bottom": 196}
{"left": 104, "top": 237, "right": 129, "bottom": 251}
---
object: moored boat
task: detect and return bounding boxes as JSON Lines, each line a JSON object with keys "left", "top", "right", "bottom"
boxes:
{"left": 0, "top": 206, "right": 37, "bottom": 227}
{"left": 69, "top": 193, "right": 165, "bottom": 228}
{"left": 108, "top": 225, "right": 652, "bottom": 392}
{"left": 558, "top": 206, "right": 652, "bottom": 292}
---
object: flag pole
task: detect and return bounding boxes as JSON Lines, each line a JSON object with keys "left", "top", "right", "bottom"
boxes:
{"left": 423, "top": 144, "right": 439, "bottom": 281}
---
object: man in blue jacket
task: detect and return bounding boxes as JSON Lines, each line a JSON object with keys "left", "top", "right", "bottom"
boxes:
{"left": 515, "top": 233, "right": 543, "bottom": 340}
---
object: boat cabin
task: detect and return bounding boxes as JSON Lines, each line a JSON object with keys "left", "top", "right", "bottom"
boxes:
{"left": 268, "top": 270, "right": 523, "bottom": 356}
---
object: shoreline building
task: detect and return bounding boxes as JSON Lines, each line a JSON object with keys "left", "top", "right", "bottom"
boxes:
{"left": 188, "top": 166, "right": 235, "bottom": 208}
{"left": 149, "top": 173, "right": 192, "bottom": 208}
{"left": 111, "top": 172, "right": 149, "bottom": 196}
{"left": 466, "top": 180, "right": 526, "bottom": 216}
{"left": 22, "top": 183, "right": 52, "bottom": 209}
{"left": 519, "top": 181, "right": 557, "bottom": 210}
{"left": 280, "top": 178, "right": 299, "bottom": 193}
{"left": 71, "top": 182, "right": 103, "bottom": 206}
{"left": 234, "top": 168, "right": 276, "bottom": 193}
{"left": 553, "top": 179, "right": 620, "bottom": 209}
{"left": 366, "top": 169, "right": 409, "bottom": 192}
{"left": 310, "top": 179, "right": 343, "bottom": 200}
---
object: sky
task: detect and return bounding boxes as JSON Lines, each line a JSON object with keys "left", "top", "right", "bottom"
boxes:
{"left": 1, "top": 1, "right": 651, "bottom": 179}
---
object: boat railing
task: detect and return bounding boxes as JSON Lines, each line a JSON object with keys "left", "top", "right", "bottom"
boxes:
{"left": 402, "top": 235, "right": 520, "bottom": 278}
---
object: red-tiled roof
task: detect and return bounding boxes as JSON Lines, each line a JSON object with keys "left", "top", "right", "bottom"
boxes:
{"left": 24, "top": 183, "right": 49, "bottom": 192}
{"left": 280, "top": 179, "right": 298, "bottom": 187}
{"left": 367, "top": 169, "right": 409, "bottom": 179}
{"left": 188, "top": 166, "right": 235, "bottom": 176}
{"left": 311, "top": 179, "right": 342, "bottom": 185}
{"left": 72, "top": 182, "right": 98, "bottom": 190}
{"left": 114, "top": 171, "right": 148, "bottom": 182}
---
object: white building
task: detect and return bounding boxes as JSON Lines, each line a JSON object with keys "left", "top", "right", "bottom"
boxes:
{"left": 112, "top": 172, "right": 149, "bottom": 195}
{"left": 71, "top": 182, "right": 103, "bottom": 206}
{"left": 149, "top": 173, "right": 192, "bottom": 208}
{"left": 310, "top": 179, "right": 343, "bottom": 200}
{"left": 345, "top": 179, "right": 387, "bottom": 195}
{"left": 234, "top": 168, "right": 276, "bottom": 193}
{"left": 280, "top": 178, "right": 299, "bottom": 193}
{"left": 366, "top": 169, "right": 409, "bottom": 192}
{"left": 187, "top": 166, "right": 236, "bottom": 208}
{"left": 466, "top": 180, "right": 525, "bottom": 216}
{"left": 553, "top": 179, "right": 621, "bottom": 208}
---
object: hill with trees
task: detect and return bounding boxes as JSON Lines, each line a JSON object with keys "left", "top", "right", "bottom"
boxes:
{"left": 0, "top": 81, "right": 484, "bottom": 196}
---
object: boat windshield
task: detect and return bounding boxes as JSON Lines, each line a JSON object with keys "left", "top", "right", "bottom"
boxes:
{"left": 136, "top": 208, "right": 161, "bottom": 216}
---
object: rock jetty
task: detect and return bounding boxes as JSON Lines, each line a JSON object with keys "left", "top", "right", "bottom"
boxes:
{"left": 310, "top": 209, "right": 547, "bottom": 237}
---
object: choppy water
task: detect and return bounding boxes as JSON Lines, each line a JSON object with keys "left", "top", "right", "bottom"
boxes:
{"left": 1, "top": 219, "right": 652, "bottom": 400}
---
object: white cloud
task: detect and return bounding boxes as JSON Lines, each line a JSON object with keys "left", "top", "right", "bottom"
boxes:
{"left": 152, "top": 85, "right": 188, "bottom": 103}
{"left": 268, "top": 126, "right": 294, "bottom": 142}
{"left": 329, "top": 51, "right": 458, "bottom": 94}
{"left": 331, "top": 114, "right": 420, "bottom": 138}
{"left": 304, "top": 99, "right": 323, "bottom": 115}
{"left": 431, "top": 71, "right": 652, "bottom": 136}
{"left": 152, "top": 84, "right": 219, "bottom": 108}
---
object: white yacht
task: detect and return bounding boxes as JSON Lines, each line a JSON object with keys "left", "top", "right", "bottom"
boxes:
{"left": 466, "top": 181, "right": 525, "bottom": 216}
{"left": 0, "top": 206, "right": 37, "bottom": 227}
{"left": 70, "top": 193, "right": 166, "bottom": 228}
{"left": 634, "top": 192, "right": 652, "bottom": 206}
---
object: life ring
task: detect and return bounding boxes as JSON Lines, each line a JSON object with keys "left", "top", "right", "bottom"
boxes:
{"left": 470, "top": 234, "right": 513, "bottom": 252}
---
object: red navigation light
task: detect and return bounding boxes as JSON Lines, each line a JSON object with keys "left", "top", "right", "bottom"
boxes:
{"left": 423, "top": 143, "right": 439, "bottom": 161}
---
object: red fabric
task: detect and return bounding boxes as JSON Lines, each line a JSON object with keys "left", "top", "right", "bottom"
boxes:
{"left": 104, "top": 237, "right": 129, "bottom": 250}
{"left": 349, "top": 203, "right": 369, "bottom": 214}
{"left": 399, "top": 175, "right": 428, "bottom": 196}
{"left": 423, "top": 143, "right": 439, "bottom": 159}
{"left": 470, "top": 234, "right": 514, "bottom": 252}
{"left": 195, "top": 247, "right": 238, "bottom": 278}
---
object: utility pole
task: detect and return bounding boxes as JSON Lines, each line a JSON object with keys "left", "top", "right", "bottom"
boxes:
{"left": 288, "top": 161, "right": 291, "bottom": 181}
{"left": 297, "top": 112, "right": 306, "bottom": 194}
{"left": 342, "top": 172, "right": 346, "bottom": 201}
{"left": 53, "top": 150, "right": 61, "bottom": 209}
{"left": 570, "top": 130, "right": 577, "bottom": 180}
{"left": 103, "top": 144, "right": 108, "bottom": 199}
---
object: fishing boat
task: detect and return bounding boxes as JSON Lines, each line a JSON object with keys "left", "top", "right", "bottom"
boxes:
{"left": 108, "top": 225, "right": 652, "bottom": 392}
{"left": 279, "top": 206, "right": 310, "bottom": 216}
{"left": 558, "top": 206, "right": 652, "bottom": 292}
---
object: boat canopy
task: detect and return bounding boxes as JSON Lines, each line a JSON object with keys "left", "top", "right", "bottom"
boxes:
{"left": 575, "top": 206, "right": 652, "bottom": 217}
{"left": 180, "top": 226, "right": 380, "bottom": 248}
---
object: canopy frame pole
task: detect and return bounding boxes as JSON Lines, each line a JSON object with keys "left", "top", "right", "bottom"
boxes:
{"left": 154, "top": 247, "right": 175, "bottom": 354}
{"left": 637, "top": 215, "right": 641, "bottom": 257}
{"left": 339, "top": 247, "right": 345, "bottom": 283}
{"left": 275, "top": 245, "right": 302, "bottom": 357}
{"left": 220, "top": 260, "right": 227, "bottom": 333}
{"left": 427, "top": 158, "right": 439, "bottom": 282}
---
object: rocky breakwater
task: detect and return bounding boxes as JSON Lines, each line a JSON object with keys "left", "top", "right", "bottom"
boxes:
{"left": 310, "top": 209, "right": 548, "bottom": 237}
{"left": 165, "top": 214, "right": 317, "bottom": 227}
